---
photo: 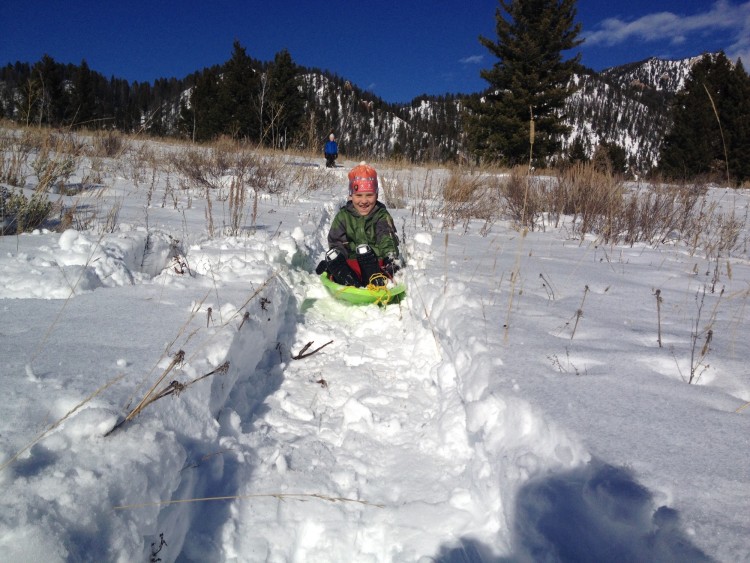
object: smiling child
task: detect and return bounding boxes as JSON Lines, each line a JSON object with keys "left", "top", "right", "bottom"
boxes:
{"left": 317, "top": 163, "right": 400, "bottom": 286}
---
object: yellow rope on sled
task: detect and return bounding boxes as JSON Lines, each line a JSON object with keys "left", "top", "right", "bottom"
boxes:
{"left": 365, "top": 273, "right": 389, "bottom": 290}
{"left": 365, "top": 273, "right": 393, "bottom": 305}
{"left": 332, "top": 272, "right": 393, "bottom": 305}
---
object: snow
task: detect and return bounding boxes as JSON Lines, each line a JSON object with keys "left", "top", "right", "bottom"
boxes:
{"left": 1, "top": 145, "right": 749, "bottom": 563}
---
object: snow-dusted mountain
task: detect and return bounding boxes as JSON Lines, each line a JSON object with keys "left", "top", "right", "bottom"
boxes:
{"left": 298, "top": 72, "right": 464, "bottom": 164}
{"left": 561, "top": 71, "right": 667, "bottom": 172}
{"left": 601, "top": 55, "right": 709, "bottom": 93}
{"left": 0, "top": 53, "right": 714, "bottom": 173}
{"left": 296, "top": 54, "right": 711, "bottom": 174}
{"left": 560, "top": 54, "right": 714, "bottom": 172}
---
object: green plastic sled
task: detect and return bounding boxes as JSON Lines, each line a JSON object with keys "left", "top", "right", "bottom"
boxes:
{"left": 319, "top": 273, "right": 406, "bottom": 305}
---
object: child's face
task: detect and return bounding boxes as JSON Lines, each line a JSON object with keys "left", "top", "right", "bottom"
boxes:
{"left": 351, "top": 191, "right": 377, "bottom": 216}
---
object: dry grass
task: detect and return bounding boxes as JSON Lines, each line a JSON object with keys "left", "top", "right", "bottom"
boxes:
{"left": 380, "top": 175, "right": 407, "bottom": 210}
{"left": 498, "top": 166, "right": 547, "bottom": 230}
{"left": 463, "top": 163, "right": 747, "bottom": 259}
{"left": 169, "top": 140, "right": 291, "bottom": 236}
{"left": 89, "top": 128, "right": 129, "bottom": 158}
{"left": 0, "top": 129, "right": 32, "bottom": 187}
{"left": 550, "top": 164, "right": 624, "bottom": 238}
{"left": 3, "top": 122, "right": 746, "bottom": 256}
{"left": 439, "top": 167, "right": 500, "bottom": 233}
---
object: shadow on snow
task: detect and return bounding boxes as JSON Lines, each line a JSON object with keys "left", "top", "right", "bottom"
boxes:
{"left": 154, "top": 292, "right": 299, "bottom": 561}
{"left": 433, "top": 460, "right": 712, "bottom": 563}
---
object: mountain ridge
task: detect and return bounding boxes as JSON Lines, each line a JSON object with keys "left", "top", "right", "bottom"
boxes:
{"left": 0, "top": 52, "right": 714, "bottom": 174}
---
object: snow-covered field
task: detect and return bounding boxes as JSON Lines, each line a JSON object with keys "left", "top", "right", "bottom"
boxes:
{"left": 1, "top": 143, "right": 748, "bottom": 562}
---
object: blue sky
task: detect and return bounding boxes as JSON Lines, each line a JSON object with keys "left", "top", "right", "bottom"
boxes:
{"left": 1, "top": 1, "right": 748, "bottom": 104}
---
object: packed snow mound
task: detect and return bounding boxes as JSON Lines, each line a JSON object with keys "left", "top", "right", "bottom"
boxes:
{"left": 0, "top": 228, "right": 179, "bottom": 299}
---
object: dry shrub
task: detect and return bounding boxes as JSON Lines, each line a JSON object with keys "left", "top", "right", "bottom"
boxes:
{"left": 0, "top": 131, "right": 32, "bottom": 187}
{"left": 438, "top": 168, "right": 501, "bottom": 233}
{"left": 552, "top": 163, "right": 624, "bottom": 238}
{"left": 546, "top": 165, "right": 744, "bottom": 256}
{"left": 289, "top": 162, "right": 337, "bottom": 195}
{"left": 227, "top": 175, "right": 248, "bottom": 236}
{"left": 171, "top": 141, "right": 289, "bottom": 236}
{"left": 171, "top": 147, "right": 230, "bottom": 191}
{"left": 32, "top": 153, "right": 76, "bottom": 193}
{"left": 381, "top": 175, "right": 406, "bottom": 209}
{"left": 617, "top": 182, "right": 702, "bottom": 246}
{"left": 2, "top": 127, "right": 82, "bottom": 190}
{"left": 499, "top": 166, "right": 546, "bottom": 230}
{"left": 689, "top": 201, "right": 747, "bottom": 260}
{"left": 171, "top": 141, "right": 283, "bottom": 195}
{"left": 18, "top": 127, "right": 51, "bottom": 153}
{"left": 46, "top": 130, "right": 86, "bottom": 157}
{"left": 443, "top": 167, "right": 483, "bottom": 203}
{"left": 247, "top": 154, "right": 285, "bottom": 194}
{"left": 91, "top": 129, "right": 128, "bottom": 158}
{"left": 493, "top": 164, "right": 718, "bottom": 248}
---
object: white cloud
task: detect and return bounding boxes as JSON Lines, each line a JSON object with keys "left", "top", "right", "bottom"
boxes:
{"left": 584, "top": 0, "right": 750, "bottom": 61}
{"left": 459, "top": 55, "right": 484, "bottom": 65}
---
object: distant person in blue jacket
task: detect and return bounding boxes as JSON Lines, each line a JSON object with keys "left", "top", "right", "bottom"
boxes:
{"left": 324, "top": 133, "right": 338, "bottom": 168}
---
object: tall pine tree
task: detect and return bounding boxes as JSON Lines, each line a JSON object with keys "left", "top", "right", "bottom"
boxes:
{"left": 467, "top": 0, "right": 582, "bottom": 166}
{"left": 659, "top": 52, "right": 750, "bottom": 185}
{"left": 265, "top": 49, "right": 305, "bottom": 149}
{"left": 71, "top": 60, "right": 97, "bottom": 127}
{"left": 218, "top": 41, "right": 261, "bottom": 140}
{"left": 26, "top": 55, "right": 69, "bottom": 126}
{"left": 184, "top": 67, "right": 223, "bottom": 141}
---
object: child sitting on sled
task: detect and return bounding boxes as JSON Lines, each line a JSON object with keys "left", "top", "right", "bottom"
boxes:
{"left": 316, "top": 163, "right": 400, "bottom": 287}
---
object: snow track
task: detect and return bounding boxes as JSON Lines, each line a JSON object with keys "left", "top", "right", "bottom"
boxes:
{"left": 166, "top": 228, "right": 589, "bottom": 561}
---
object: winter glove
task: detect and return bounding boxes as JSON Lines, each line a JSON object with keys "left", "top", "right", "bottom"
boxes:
{"left": 324, "top": 248, "right": 360, "bottom": 287}
{"left": 356, "top": 244, "right": 386, "bottom": 287}
{"left": 382, "top": 256, "right": 400, "bottom": 277}
{"left": 315, "top": 260, "right": 327, "bottom": 275}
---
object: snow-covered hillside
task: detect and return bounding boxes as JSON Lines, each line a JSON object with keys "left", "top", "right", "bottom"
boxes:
{"left": 601, "top": 55, "right": 708, "bottom": 93}
{"left": 0, "top": 142, "right": 748, "bottom": 561}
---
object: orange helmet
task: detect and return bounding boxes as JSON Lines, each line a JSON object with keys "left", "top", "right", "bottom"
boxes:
{"left": 348, "top": 163, "right": 378, "bottom": 195}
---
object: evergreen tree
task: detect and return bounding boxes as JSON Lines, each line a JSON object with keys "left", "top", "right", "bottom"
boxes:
{"left": 266, "top": 49, "right": 305, "bottom": 148}
{"left": 725, "top": 60, "right": 750, "bottom": 183}
{"left": 29, "top": 55, "right": 69, "bottom": 125}
{"left": 567, "top": 136, "right": 589, "bottom": 165}
{"left": 592, "top": 141, "right": 627, "bottom": 176}
{"left": 219, "top": 40, "right": 261, "bottom": 140}
{"left": 0, "top": 63, "right": 29, "bottom": 119}
{"left": 466, "top": 0, "right": 582, "bottom": 166}
{"left": 71, "top": 59, "right": 97, "bottom": 126}
{"left": 659, "top": 52, "right": 750, "bottom": 184}
{"left": 186, "top": 67, "right": 223, "bottom": 141}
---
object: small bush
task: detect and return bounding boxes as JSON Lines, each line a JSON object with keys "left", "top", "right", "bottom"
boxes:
{"left": 499, "top": 166, "right": 546, "bottom": 230}
{"left": 442, "top": 168, "right": 482, "bottom": 203}
{"left": 381, "top": 175, "right": 407, "bottom": 209}
{"left": 31, "top": 154, "right": 76, "bottom": 193}
{"left": 91, "top": 129, "right": 127, "bottom": 158}
{"left": 1, "top": 189, "right": 52, "bottom": 234}
{"left": 438, "top": 168, "right": 500, "bottom": 232}
{"left": 552, "top": 163, "right": 624, "bottom": 238}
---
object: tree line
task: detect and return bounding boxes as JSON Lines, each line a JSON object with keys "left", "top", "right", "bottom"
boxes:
{"left": 0, "top": 55, "right": 187, "bottom": 135}
{"left": 1, "top": 0, "right": 749, "bottom": 183}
